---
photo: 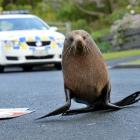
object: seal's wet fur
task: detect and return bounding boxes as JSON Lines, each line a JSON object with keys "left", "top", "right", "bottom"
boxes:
{"left": 37, "top": 30, "right": 140, "bottom": 119}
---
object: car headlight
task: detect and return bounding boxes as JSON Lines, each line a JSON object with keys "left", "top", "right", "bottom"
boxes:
{"left": 3, "top": 40, "right": 19, "bottom": 49}
{"left": 55, "top": 36, "right": 65, "bottom": 48}
{"left": 55, "top": 34, "right": 65, "bottom": 43}
{"left": 55, "top": 37, "right": 64, "bottom": 43}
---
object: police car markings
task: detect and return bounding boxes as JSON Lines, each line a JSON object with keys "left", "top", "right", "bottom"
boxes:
{"left": 6, "top": 35, "right": 61, "bottom": 52}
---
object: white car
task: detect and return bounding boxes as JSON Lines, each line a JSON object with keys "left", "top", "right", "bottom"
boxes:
{"left": 0, "top": 14, "right": 65, "bottom": 72}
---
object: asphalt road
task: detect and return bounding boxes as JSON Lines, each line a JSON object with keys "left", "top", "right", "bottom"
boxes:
{"left": 0, "top": 68, "right": 140, "bottom": 140}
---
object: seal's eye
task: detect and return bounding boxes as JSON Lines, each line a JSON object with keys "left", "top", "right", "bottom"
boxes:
{"left": 82, "top": 36, "right": 86, "bottom": 40}
{"left": 69, "top": 37, "right": 73, "bottom": 42}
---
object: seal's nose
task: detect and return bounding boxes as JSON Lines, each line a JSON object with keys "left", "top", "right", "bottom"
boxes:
{"left": 75, "top": 35, "right": 83, "bottom": 46}
{"left": 75, "top": 38, "right": 84, "bottom": 54}
{"left": 76, "top": 39, "right": 83, "bottom": 48}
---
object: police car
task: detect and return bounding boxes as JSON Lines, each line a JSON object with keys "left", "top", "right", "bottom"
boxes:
{"left": 0, "top": 12, "right": 65, "bottom": 72}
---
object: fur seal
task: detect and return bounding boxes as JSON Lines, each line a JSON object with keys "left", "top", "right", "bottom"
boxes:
{"left": 37, "top": 30, "right": 140, "bottom": 119}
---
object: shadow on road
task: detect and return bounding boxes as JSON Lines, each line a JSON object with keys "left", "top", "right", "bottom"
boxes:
{"left": 35, "top": 104, "right": 140, "bottom": 124}
{"left": 0, "top": 65, "right": 61, "bottom": 74}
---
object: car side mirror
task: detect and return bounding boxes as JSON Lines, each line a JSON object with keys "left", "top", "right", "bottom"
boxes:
{"left": 49, "top": 26, "right": 58, "bottom": 31}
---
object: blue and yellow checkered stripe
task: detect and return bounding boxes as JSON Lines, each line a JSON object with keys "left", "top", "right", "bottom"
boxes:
{"left": 4, "top": 35, "right": 63, "bottom": 51}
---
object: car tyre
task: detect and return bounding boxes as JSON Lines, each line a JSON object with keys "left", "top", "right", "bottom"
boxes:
{"left": 0, "top": 66, "right": 4, "bottom": 73}
{"left": 22, "top": 65, "right": 33, "bottom": 72}
{"left": 55, "top": 63, "right": 62, "bottom": 70}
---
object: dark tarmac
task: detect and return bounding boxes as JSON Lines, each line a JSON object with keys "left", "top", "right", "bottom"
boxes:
{"left": 0, "top": 68, "right": 140, "bottom": 140}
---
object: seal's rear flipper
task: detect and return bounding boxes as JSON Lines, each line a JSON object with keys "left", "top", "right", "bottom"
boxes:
{"left": 114, "top": 91, "right": 140, "bottom": 106}
{"left": 62, "top": 106, "right": 95, "bottom": 116}
{"left": 62, "top": 103, "right": 122, "bottom": 116}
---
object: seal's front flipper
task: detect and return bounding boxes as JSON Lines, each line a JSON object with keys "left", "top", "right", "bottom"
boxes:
{"left": 36, "top": 89, "right": 71, "bottom": 120}
{"left": 36, "top": 103, "right": 71, "bottom": 120}
{"left": 114, "top": 91, "right": 140, "bottom": 106}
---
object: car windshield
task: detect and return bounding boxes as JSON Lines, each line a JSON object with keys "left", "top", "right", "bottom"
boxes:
{"left": 0, "top": 17, "right": 50, "bottom": 31}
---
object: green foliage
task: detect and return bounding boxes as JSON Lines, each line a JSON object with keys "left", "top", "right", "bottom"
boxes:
{"left": 114, "top": 0, "right": 129, "bottom": 8}
{"left": 57, "top": 1, "right": 99, "bottom": 22}
{"left": 108, "top": 8, "right": 127, "bottom": 24}
{"left": 5, "top": 4, "right": 32, "bottom": 11}
{"left": 134, "top": 6, "right": 140, "bottom": 13}
{"left": 33, "top": 2, "right": 56, "bottom": 21}
{"left": 92, "top": 28, "right": 110, "bottom": 39}
{"left": 0, "top": 0, "right": 3, "bottom": 5}
{"left": 92, "top": 29, "right": 111, "bottom": 53}
{"left": 57, "top": 2, "right": 85, "bottom": 21}
{"left": 1, "top": 0, "right": 140, "bottom": 52}
{"left": 98, "top": 41, "right": 111, "bottom": 53}
{"left": 4, "top": 3, "right": 16, "bottom": 10}
{"left": 57, "top": 3, "right": 76, "bottom": 21}
{"left": 72, "top": 19, "right": 91, "bottom": 33}
{"left": 1, "top": 0, "right": 134, "bottom": 32}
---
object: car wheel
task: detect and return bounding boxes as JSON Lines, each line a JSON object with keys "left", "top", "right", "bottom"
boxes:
{"left": 0, "top": 66, "right": 4, "bottom": 73}
{"left": 55, "top": 63, "right": 62, "bottom": 70}
{"left": 22, "top": 66, "right": 33, "bottom": 72}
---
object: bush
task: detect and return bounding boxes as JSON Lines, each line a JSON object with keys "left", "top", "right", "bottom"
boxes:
{"left": 98, "top": 41, "right": 112, "bottom": 53}
{"left": 5, "top": 3, "right": 32, "bottom": 11}
{"left": 91, "top": 29, "right": 111, "bottom": 52}
{"left": 72, "top": 19, "right": 91, "bottom": 33}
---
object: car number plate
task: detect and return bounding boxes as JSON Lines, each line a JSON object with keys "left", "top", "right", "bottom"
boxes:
{"left": 33, "top": 49, "right": 48, "bottom": 56}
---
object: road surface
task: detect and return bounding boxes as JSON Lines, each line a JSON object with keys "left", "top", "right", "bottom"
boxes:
{"left": 0, "top": 68, "right": 140, "bottom": 140}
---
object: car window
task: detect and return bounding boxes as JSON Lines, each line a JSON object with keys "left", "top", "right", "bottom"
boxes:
{"left": 0, "top": 17, "right": 50, "bottom": 31}
{"left": 0, "top": 21, "right": 13, "bottom": 31}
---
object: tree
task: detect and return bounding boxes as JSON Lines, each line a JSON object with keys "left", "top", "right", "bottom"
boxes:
{"left": 72, "top": 0, "right": 114, "bottom": 17}
{"left": 1, "top": 0, "right": 42, "bottom": 10}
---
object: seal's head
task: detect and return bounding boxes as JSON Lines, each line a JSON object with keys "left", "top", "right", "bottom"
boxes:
{"left": 63, "top": 30, "right": 93, "bottom": 56}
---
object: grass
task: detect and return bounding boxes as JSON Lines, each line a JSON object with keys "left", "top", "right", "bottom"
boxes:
{"left": 123, "top": 59, "right": 140, "bottom": 64}
{"left": 103, "top": 49, "right": 140, "bottom": 61}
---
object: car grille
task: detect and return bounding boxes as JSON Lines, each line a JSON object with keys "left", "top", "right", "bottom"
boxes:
{"left": 26, "top": 55, "right": 54, "bottom": 60}
{"left": 26, "top": 41, "right": 51, "bottom": 47}
{"left": 6, "top": 56, "right": 18, "bottom": 60}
